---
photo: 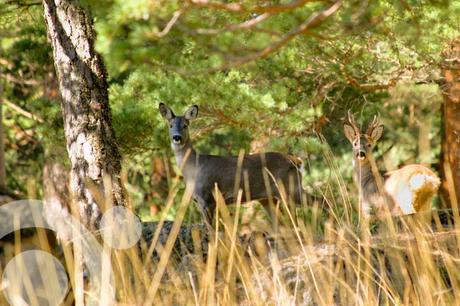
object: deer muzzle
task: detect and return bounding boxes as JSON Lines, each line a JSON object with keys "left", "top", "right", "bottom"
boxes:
{"left": 172, "top": 135, "right": 182, "bottom": 144}
{"left": 357, "top": 151, "right": 366, "bottom": 160}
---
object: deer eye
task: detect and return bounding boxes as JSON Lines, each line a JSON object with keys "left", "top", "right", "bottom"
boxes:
{"left": 169, "top": 124, "right": 173, "bottom": 128}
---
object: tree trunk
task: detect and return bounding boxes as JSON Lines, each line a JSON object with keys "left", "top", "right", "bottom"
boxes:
{"left": 43, "top": 148, "right": 73, "bottom": 241}
{"left": 42, "top": 0, "right": 125, "bottom": 229}
{"left": 0, "top": 87, "right": 13, "bottom": 205}
{"left": 149, "top": 154, "right": 172, "bottom": 210}
{"left": 0, "top": 85, "right": 7, "bottom": 191}
{"left": 440, "top": 37, "right": 460, "bottom": 207}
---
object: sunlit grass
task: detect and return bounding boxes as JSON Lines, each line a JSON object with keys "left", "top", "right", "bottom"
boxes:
{"left": 1, "top": 147, "right": 459, "bottom": 306}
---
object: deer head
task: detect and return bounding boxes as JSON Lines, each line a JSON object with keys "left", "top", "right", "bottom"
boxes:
{"left": 344, "top": 111, "right": 383, "bottom": 164}
{"left": 159, "top": 103, "right": 198, "bottom": 149}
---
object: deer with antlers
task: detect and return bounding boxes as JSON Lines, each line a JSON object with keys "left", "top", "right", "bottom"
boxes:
{"left": 344, "top": 111, "right": 440, "bottom": 218}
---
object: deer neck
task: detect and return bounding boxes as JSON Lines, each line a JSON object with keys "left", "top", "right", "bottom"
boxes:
{"left": 172, "top": 142, "right": 198, "bottom": 180}
{"left": 353, "top": 160, "right": 380, "bottom": 197}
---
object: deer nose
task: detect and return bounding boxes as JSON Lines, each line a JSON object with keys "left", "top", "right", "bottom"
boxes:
{"left": 172, "top": 135, "right": 182, "bottom": 143}
{"left": 357, "top": 151, "right": 366, "bottom": 159}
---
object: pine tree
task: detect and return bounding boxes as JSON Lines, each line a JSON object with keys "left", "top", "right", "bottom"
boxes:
{"left": 43, "top": 0, "right": 126, "bottom": 229}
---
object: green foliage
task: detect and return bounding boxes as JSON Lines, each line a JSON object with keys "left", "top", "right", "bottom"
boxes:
{"left": 1, "top": 0, "right": 458, "bottom": 218}
{"left": 0, "top": 5, "right": 63, "bottom": 196}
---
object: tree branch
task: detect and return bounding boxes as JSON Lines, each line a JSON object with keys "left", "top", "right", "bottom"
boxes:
{"left": 191, "top": 12, "right": 272, "bottom": 35}
{"left": 148, "top": 1, "right": 341, "bottom": 74}
{"left": 3, "top": 98, "right": 44, "bottom": 123}
{"left": 156, "top": 10, "right": 183, "bottom": 38}
{"left": 186, "top": 0, "right": 323, "bottom": 14}
{"left": 193, "top": 0, "right": 343, "bottom": 73}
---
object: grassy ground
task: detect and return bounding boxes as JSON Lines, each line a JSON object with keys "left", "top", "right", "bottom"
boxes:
{"left": 1, "top": 162, "right": 459, "bottom": 306}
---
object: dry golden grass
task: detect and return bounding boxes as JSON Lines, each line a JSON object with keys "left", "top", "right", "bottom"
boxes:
{"left": 1, "top": 157, "right": 459, "bottom": 306}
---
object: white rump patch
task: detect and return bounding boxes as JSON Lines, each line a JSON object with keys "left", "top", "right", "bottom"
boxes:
{"left": 396, "top": 185, "right": 415, "bottom": 214}
{"left": 409, "top": 173, "right": 426, "bottom": 190}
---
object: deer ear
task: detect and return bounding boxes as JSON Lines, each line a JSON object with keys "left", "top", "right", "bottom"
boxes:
{"left": 344, "top": 124, "right": 358, "bottom": 143}
{"left": 184, "top": 105, "right": 198, "bottom": 121}
{"left": 369, "top": 125, "right": 383, "bottom": 142}
{"left": 159, "top": 103, "right": 174, "bottom": 120}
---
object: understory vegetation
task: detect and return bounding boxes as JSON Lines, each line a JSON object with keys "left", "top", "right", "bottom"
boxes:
{"left": 1, "top": 0, "right": 460, "bottom": 305}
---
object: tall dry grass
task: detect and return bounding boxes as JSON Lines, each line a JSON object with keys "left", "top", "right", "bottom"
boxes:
{"left": 1, "top": 148, "right": 459, "bottom": 306}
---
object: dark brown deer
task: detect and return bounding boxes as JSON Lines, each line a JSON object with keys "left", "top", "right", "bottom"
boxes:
{"left": 159, "top": 103, "right": 307, "bottom": 226}
{"left": 344, "top": 111, "right": 440, "bottom": 218}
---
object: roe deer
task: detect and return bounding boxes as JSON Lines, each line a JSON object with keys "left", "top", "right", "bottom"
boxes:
{"left": 344, "top": 111, "right": 440, "bottom": 218}
{"left": 159, "top": 103, "right": 306, "bottom": 226}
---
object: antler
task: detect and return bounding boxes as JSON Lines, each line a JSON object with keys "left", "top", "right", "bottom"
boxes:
{"left": 366, "top": 113, "right": 381, "bottom": 135}
{"left": 347, "top": 110, "right": 360, "bottom": 134}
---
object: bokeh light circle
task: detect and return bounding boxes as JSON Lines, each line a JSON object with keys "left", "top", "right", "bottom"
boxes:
{"left": 2, "top": 250, "right": 68, "bottom": 306}
{"left": 100, "top": 206, "right": 142, "bottom": 249}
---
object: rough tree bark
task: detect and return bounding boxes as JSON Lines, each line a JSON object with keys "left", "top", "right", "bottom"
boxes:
{"left": 440, "top": 37, "right": 460, "bottom": 206}
{"left": 42, "top": 0, "right": 125, "bottom": 229}
{"left": 148, "top": 154, "right": 172, "bottom": 215}
{"left": 0, "top": 85, "right": 7, "bottom": 191}
{"left": 43, "top": 148, "right": 73, "bottom": 241}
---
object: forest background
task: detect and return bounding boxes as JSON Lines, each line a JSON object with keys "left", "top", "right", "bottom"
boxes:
{"left": 2, "top": 1, "right": 460, "bottom": 305}
{"left": 1, "top": 0, "right": 459, "bottom": 223}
